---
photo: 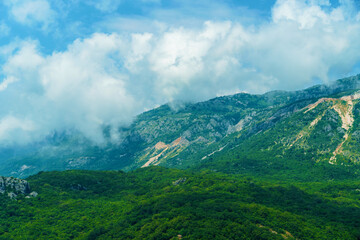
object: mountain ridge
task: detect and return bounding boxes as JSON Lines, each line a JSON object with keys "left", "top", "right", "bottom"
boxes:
{"left": 1, "top": 74, "right": 360, "bottom": 177}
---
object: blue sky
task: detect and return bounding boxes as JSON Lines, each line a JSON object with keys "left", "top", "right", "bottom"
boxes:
{"left": 1, "top": 0, "right": 347, "bottom": 53}
{"left": 0, "top": 0, "right": 360, "bottom": 144}
{"left": 0, "top": 0, "right": 278, "bottom": 53}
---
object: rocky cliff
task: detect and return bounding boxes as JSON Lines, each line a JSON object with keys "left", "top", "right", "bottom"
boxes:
{"left": 0, "top": 176, "right": 35, "bottom": 199}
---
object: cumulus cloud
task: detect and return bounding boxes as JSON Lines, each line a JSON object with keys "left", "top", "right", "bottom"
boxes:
{"left": 0, "top": 0, "right": 360, "bottom": 145}
{"left": 0, "top": 35, "right": 140, "bottom": 144}
{"left": 266, "top": 0, "right": 360, "bottom": 84}
{"left": 4, "top": 0, "right": 55, "bottom": 29}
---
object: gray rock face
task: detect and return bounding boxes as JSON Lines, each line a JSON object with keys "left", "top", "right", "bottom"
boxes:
{"left": 0, "top": 176, "right": 31, "bottom": 196}
{"left": 26, "top": 191, "right": 39, "bottom": 199}
{"left": 29, "top": 191, "right": 38, "bottom": 197}
{"left": 7, "top": 192, "right": 17, "bottom": 200}
{"left": 172, "top": 178, "right": 187, "bottom": 186}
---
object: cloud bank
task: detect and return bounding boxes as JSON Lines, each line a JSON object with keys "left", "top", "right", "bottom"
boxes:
{"left": 0, "top": 0, "right": 360, "bottom": 145}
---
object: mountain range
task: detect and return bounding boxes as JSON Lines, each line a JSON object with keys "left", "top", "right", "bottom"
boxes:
{"left": 1, "top": 74, "right": 360, "bottom": 179}
{"left": 2, "top": 75, "right": 360, "bottom": 239}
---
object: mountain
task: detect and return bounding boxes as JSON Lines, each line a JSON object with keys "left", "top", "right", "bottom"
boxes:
{"left": 2, "top": 75, "right": 360, "bottom": 239}
{"left": 1, "top": 74, "right": 360, "bottom": 178}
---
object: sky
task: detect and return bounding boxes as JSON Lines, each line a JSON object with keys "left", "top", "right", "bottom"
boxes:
{"left": 0, "top": 0, "right": 360, "bottom": 145}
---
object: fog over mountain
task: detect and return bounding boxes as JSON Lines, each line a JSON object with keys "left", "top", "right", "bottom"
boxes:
{"left": 0, "top": 0, "right": 360, "bottom": 144}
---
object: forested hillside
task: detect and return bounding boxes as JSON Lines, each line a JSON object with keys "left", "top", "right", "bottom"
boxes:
{"left": 1, "top": 167, "right": 360, "bottom": 239}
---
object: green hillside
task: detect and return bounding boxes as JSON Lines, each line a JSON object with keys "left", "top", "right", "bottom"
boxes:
{"left": 195, "top": 94, "right": 360, "bottom": 181}
{"left": 1, "top": 167, "right": 360, "bottom": 239}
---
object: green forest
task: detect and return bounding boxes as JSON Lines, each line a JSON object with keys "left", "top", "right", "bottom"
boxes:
{"left": 1, "top": 166, "right": 360, "bottom": 239}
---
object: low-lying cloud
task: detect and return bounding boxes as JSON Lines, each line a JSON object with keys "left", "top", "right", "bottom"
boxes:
{"left": 0, "top": 0, "right": 360, "bottom": 145}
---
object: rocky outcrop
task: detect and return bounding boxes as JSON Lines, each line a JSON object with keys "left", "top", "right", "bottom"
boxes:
{"left": 0, "top": 176, "right": 30, "bottom": 194}
{"left": 172, "top": 178, "right": 187, "bottom": 186}
{"left": 25, "top": 192, "right": 39, "bottom": 199}
{"left": 0, "top": 176, "right": 35, "bottom": 200}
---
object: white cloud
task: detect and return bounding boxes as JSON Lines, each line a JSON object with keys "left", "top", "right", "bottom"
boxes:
{"left": 3, "top": 41, "right": 44, "bottom": 74}
{"left": 0, "top": 76, "right": 17, "bottom": 91}
{"left": 40, "top": 33, "right": 139, "bottom": 140}
{"left": 258, "top": 0, "right": 360, "bottom": 85}
{"left": 0, "top": 0, "right": 360, "bottom": 145}
{"left": 272, "top": 0, "right": 336, "bottom": 29}
{"left": 147, "top": 21, "right": 239, "bottom": 99}
{"left": 4, "top": 0, "right": 56, "bottom": 29}
{"left": 0, "top": 116, "right": 36, "bottom": 144}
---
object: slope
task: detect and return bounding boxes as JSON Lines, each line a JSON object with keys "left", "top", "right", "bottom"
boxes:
{"left": 1, "top": 75, "right": 360, "bottom": 177}
{"left": 1, "top": 167, "right": 360, "bottom": 239}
